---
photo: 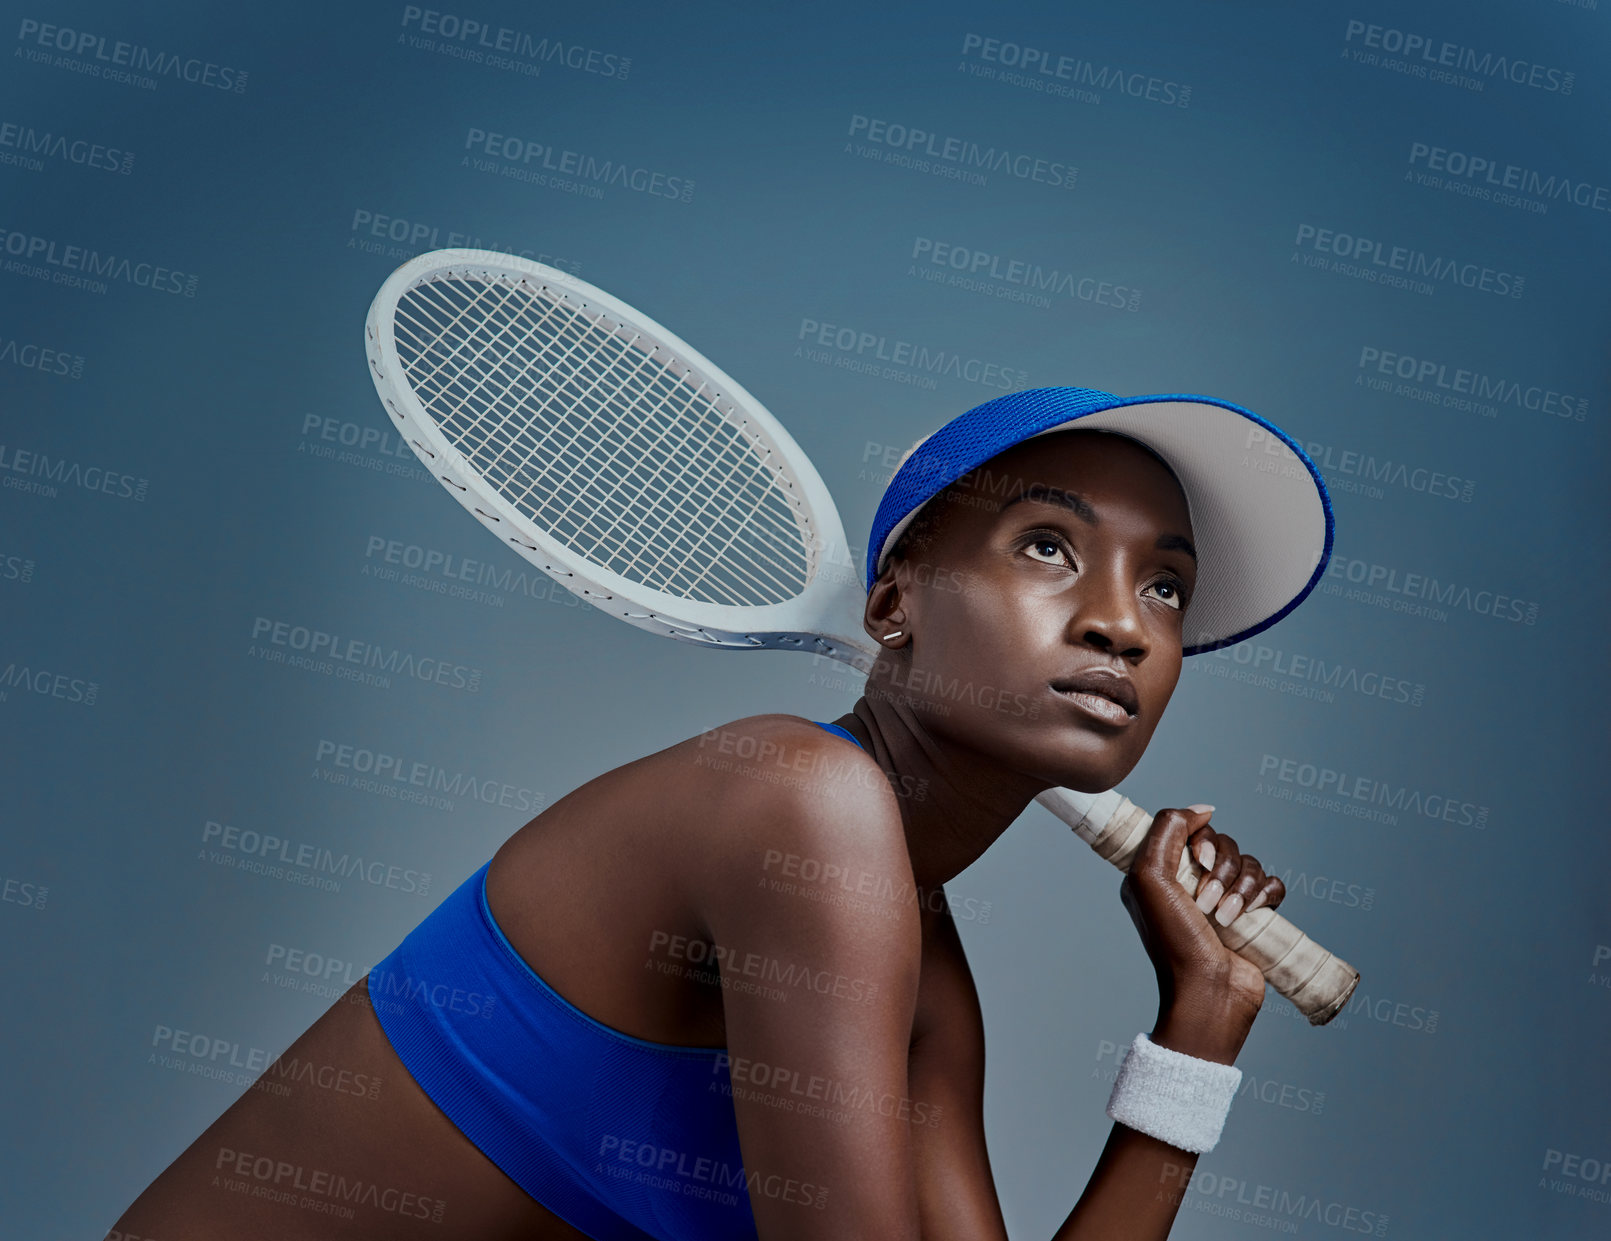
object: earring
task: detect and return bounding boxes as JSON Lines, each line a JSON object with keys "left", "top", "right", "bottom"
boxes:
{"left": 883, "top": 631, "right": 904, "bottom": 642}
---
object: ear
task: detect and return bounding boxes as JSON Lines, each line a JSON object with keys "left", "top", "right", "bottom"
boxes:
{"left": 862, "top": 559, "right": 910, "bottom": 649}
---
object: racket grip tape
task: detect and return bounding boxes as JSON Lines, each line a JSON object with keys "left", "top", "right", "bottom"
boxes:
{"left": 1034, "top": 787, "right": 1359, "bottom": 1026}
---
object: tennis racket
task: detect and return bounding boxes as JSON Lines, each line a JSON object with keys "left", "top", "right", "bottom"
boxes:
{"left": 363, "top": 248, "right": 1360, "bottom": 1026}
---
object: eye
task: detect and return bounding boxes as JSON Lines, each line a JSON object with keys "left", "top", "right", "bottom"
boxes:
{"left": 1146, "top": 577, "right": 1188, "bottom": 611}
{"left": 1021, "top": 533, "right": 1075, "bottom": 568}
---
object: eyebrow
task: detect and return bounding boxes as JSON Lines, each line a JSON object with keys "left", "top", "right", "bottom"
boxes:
{"left": 998, "top": 484, "right": 1197, "bottom": 563}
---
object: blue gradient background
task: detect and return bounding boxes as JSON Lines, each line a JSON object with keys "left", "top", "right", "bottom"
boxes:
{"left": 2, "top": 1, "right": 1607, "bottom": 1236}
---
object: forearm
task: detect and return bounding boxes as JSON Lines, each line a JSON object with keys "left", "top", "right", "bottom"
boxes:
{"left": 1051, "top": 1000, "right": 1253, "bottom": 1241}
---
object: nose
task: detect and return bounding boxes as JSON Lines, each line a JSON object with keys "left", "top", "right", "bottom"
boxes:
{"left": 1068, "top": 565, "right": 1150, "bottom": 661}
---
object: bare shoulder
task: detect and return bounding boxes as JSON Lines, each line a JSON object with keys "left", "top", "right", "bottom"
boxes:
{"left": 671, "top": 710, "right": 904, "bottom": 833}
{"left": 664, "top": 711, "right": 918, "bottom": 941}
{"left": 660, "top": 709, "right": 927, "bottom": 954}
{"left": 676, "top": 712, "right": 885, "bottom": 787}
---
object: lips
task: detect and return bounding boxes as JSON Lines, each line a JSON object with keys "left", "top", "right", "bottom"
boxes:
{"left": 1049, "top": 667, "right": 1139, "bottom": 717}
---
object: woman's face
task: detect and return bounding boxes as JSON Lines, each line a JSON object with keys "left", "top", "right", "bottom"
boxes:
{"left": 869, "top": 429, "right": 1198, "bottom": 793}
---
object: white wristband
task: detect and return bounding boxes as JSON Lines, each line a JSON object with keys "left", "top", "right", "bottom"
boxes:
{"left": 1105, "top": 1032, "right": 1242, "bottom": 1154}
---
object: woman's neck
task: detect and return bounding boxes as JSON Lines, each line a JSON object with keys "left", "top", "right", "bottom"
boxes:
{"left": 837, "top": 695, "right": 1053, "bottom": 894}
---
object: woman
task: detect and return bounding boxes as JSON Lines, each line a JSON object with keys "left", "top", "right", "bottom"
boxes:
{"left": 110, "top": 386, "right": 1330, "bottom": 1240}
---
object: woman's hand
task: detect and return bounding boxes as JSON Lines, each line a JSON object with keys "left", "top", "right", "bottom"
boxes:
{"left": 1117, "top": 805, "right": 1287, "bottom": 1060}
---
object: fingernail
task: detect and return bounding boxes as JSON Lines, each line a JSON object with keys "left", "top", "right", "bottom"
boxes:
{"left": 1214, "top": 894, "right": 1245, "bottom": 926}
{"left": 1195, "top": 879, "right": 1224, "bottom": 913}
{"left": 1195, "top": 840, "right": 1216, "bottom": 871}
{"left": 1245, "top": 892, "right": 1268, "bottom": 913}
{"left": 1186, "top": 803, "right": 1215, "bottom": 815}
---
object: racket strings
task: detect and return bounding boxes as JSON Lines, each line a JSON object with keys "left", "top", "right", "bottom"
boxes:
{"left": 392, "top": 275, "right": 814, "bottom": 606}
{"left": 519, "top": 327, "right": 752, "bottom": 565}
{"left": 397, "top": 273, "right": 811, "bottom": 589}
{"left": 431, "top": 289, "right": 810, "bottom": 605}
{"left": 409, "top": 287, "right": 666, "bottom": 537}
{"left": 517, "top": 325, "right": 812, "bottom": 593}
{"left": 500, "top": 346, "right": 802, "bottom": 606}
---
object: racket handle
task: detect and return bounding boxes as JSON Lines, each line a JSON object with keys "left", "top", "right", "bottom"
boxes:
{"left": 1034, "top": 787, "right": 1360, "bottom": 1026}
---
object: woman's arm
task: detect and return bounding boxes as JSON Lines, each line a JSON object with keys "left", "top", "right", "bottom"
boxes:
{"left": 906, "top": 806, "right": 1277, "bottom": 1241}
{"left": 1053, "top": 804, "right": 1277, "bottom": 1240}
{"left": 694, "top": 737, "right": 929, "bottom": 1241}
{"left": 1051, "top": 992, "right": 1254, "bottom": 1239}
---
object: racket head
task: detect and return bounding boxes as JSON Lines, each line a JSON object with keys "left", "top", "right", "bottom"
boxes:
{"left": 364, "top": 248, "right": 874, "bottom": 668}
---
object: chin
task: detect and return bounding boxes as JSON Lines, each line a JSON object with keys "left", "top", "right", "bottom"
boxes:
{"left": 1052, "top": 765, "right": 1135, "bottom": 795}
{"left": 1037, "top": 740, "right": 1143, "bottom": 795}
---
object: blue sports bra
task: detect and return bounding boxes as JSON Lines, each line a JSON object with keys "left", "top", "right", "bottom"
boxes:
{"left": 369, "top": 720, "right": 866, "bottom": 1241}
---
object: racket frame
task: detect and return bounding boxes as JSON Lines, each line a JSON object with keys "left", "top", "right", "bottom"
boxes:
{"left": 365, "top": 248, "right": 875, "bottom": 670}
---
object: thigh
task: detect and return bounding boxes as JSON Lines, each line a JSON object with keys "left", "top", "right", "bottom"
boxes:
{"left": 109, "top": 975, "right": 595, "bottom": 1240}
